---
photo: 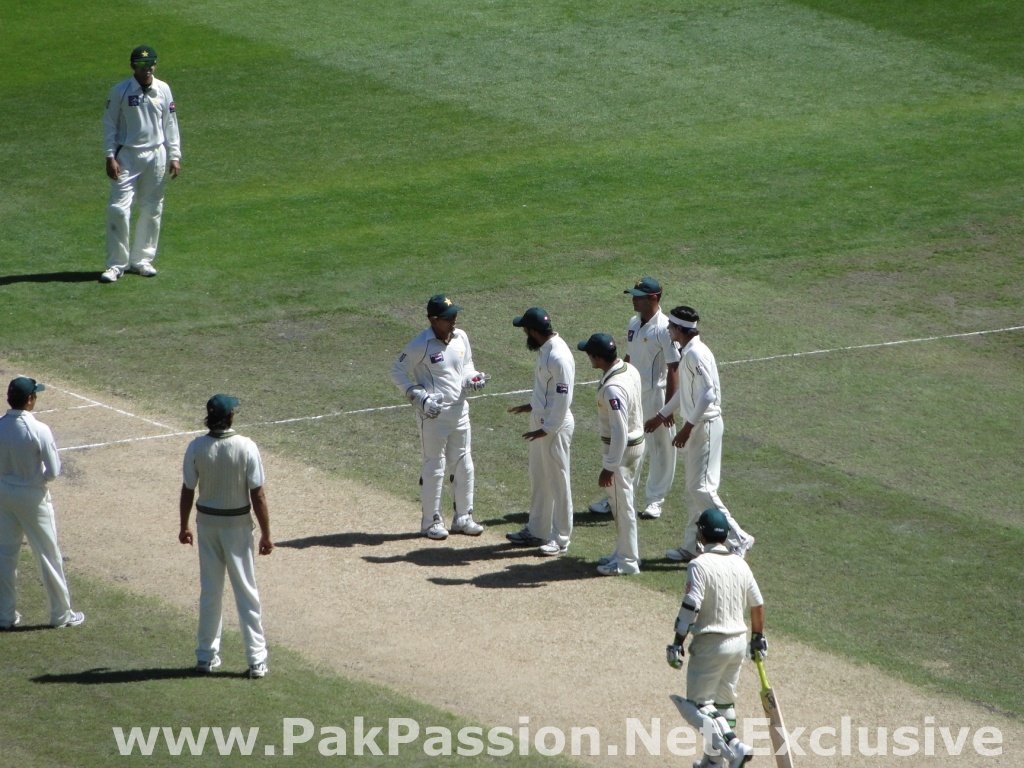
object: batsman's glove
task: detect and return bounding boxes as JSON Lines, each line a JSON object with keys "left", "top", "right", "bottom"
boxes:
{"left": 666, "top": 643, "right": 685, "bottom": 670}
{"left": 465, "top": 372, "right": 490, "bottom": 391}
{"left": 749, "top": 632, "right": 768, "bottom": 660}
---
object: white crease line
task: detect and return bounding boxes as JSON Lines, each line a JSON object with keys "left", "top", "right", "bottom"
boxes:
{"left": 721, "top": 325, "right": 1024, "bottom": 366}
{"left": 54, "top": 324, "right": 1024, "bottom": 453}
{"left": 54, "top": 387, "right": 175, "bottom": 430}
{"left": 35, "top": 404, "right": 102, "bottom": 414}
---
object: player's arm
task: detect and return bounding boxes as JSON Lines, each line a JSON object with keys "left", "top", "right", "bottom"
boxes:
{"left": 601, "top": 386, "right": 629, "bottom": 471}
{"left": 178, "top": 484, "right": 196, "bottom": 545}
{"left": 541, "top": 352, "right": 573, "bottom": 432}
{"left": 163, "top": 84, "right": 182, "bottom": 175}
{"left": 250, "top": 486, "right": 273, "bottom": 555}
{"left": 39, "top": 425, "right": 61, "bottom": 481}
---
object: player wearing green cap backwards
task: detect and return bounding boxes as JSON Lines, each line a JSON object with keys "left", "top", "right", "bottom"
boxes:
{"left": 101, "top": 45, "right": 181, "bottom": 283}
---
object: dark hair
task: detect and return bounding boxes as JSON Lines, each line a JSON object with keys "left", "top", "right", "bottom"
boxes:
{"left": 669, "top": 305, "right": 700, "bottom": 325}
{"left": 7, "top": 392, "right": 29, "bottom": 409}
{"left": 205, "top": 412, "right": 234, "bottom": 431}
{"left": 591, "top": 347, "right": 617, "bottom": 363}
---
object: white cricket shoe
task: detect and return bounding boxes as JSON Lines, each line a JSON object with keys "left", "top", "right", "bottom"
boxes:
{"left": 505, "top": 527, "right": 545, "bottom": 546}
{"left": 248, "top": 661, "right": 268, "bottom": 679}
{"left": 665, "top": 547, "right": 698, "bottom": 563}
{"left": 588, "top": 498, "right": 612, "bottom": 514}
{"left": 597, "top": 562, "right": 640, "bottom": 576}
{"left": 640, "top": 502, "right": 662, "bottom": 519}
{"left": 451, "top": 514, "right": 484, "bottom": 536}
{"left": 54, "top": 611, "right": 85, "bottom": 628}
{"left": 99, "top": 267, "right": 120, "bottom": 283}
{"left": 538, "top": 541, "right": 568, "bottom": 556}
{"left": 0, "top": 611, "right": 22, "bottom": 630}
{"left": 423, "top": 514, "right": 449, "bottom": 540}
{"left": 130, "top": 263, "right": 158, "bottom": 277}
{"left": 597, "top": 553, "right": 617, "bottom": 566}
{"left": 732, "top": 534, "right": 755, "bottom": 559}
{"left": 196, "top": 655, "right": 222, "bottom": 674}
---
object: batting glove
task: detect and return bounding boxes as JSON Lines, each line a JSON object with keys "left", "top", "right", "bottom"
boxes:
{"left": 666, "top": 643, "right": 685, "bottom": 670}
{"left": 465, "top": 372, "right": 490, "bottom": 391}
{"left": 750, "top": 632, "right": 768, "bottom": 660}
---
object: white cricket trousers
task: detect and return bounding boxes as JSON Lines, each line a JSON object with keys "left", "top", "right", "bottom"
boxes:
{"left": 0, "top": 482, "right": 74, "bottom": 626}
{"left": 526, "top": 414, "right": 574, "bottom": 546}
{"left": 196, "top": 512, "right": 268, "bottom": 666}
{"left": 107, "top": 144, "right": 167, "bottom": 271}
{"left": 604, "top": 442, "right": 644, "bottom": 573}
{"left": 418, "top": 402, "right": 474, "bottom": 530}
{"left": 686, "top": 632, "right": 747, "bottom": 705}
{"left": 680, "top": 417, "right": 749, "bottom": 554}
{"left": 639, "top": 387, "right": 676, "bottom": 506}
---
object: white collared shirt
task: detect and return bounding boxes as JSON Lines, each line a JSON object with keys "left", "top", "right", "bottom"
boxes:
{"left": 529, "top": 334, "right": 574, "bottom": 432}
{"left": 391, "top": 327, "right": 479, "bottom": 408}
{"left": 626, "top": 309, "right": 680, "bottom": 392}
{"left": 103, "top": 75, "right": 182, "bottom": 160}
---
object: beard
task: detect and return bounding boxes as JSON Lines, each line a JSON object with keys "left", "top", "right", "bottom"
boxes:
{"left": 526, "top": 334, "right": 542, "bottom": 352}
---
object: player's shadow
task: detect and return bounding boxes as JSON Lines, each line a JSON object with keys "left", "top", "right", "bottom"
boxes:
{"left": 363, "top": 543, "right": 542, "bottom": 568}
{"left": 428, "top": 556, "right": 595, "bottom": 589}
{"left": 31, "top": 667, "right": 248, "bottom": 684}
{"left": 0, "top": 271, "right": 100, "bottom": 285}
{"left": 275, "top": 531, "right": 422, "bottom": 550}
{"left": 0, "top": 621, "right": 56, "bottom": 633}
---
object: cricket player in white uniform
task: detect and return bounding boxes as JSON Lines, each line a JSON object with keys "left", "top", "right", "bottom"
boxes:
{"left": 101, "top": 46, "right": 181, "bottom": 283}
{"left": 0, "top": 377, "right": 85, "bottom": 630}
{"left": 578, "top": 334, "right": 644, "bottom": 575}
{"left": 506, "top": 308, "right": 575, "bottom": 556}
{"left": 179, "top": 395, "right": 272, "bottom": 678}
{"left": 590, "top": 277, "right": 679, "bottom": 519}
{"left": 651, "top": 306, "right": 754, "bottom": 562}
{"left": 391, "top": 295, "right": 488, "bottom": 540}
{"left": 666, "top": 508, "right": 764, "bottom": 768}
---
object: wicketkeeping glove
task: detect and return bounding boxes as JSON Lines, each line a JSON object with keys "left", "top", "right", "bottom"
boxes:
{"left": 666, "top": 643, "right": 685, "bottom": 670}
{"left": 465, "top": 372, "right": 490, "bottom": 391}
{"left": 749, "top": 632, "right": 768, "bottom": 660}
{"left": 409, "top": 389, "right": 443, "bottom": 419}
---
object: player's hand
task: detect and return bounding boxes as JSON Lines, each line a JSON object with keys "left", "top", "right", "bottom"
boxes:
{"left": 508, "top": 404, "right": 531, "bottom": 415}
{"left": 750, "top": 632, "right": 768, "bottom": 660}
{"left": 672, "top": 422, "right": 694, "bottom": 448}
{"left": 169, "top": 160, "right": 181, "bottom": 179}
{"left": 258, "top": 535, "right": 274, "bottom": 556}
{"left": 465, "top": 372, "right": 490, "bottom": 391}
{"left": 522, "top": 429, "right": 547, "bottom": 441}
{"left": 178, "top": 527, "right": 193, "bottom": 546}
{"left": 666, "top": 643, "right": 685, "bottom": 669}
{"left": 644, "top": 414, "right": 667, "bottom": 433}
{"left": 598, "top": 469, "right": 614, "bottom": 488}
{"left": 106, "top": 157, "right": 121, "bottom": 181}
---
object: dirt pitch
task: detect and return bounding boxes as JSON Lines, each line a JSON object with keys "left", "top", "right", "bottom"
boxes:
{"left": 8, "top": 366, "right": 1021, "bottom": 766}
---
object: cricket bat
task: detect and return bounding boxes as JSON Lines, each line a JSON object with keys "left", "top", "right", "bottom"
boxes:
{"left": 755, "top": 656, "right": 795, "bottom": 768}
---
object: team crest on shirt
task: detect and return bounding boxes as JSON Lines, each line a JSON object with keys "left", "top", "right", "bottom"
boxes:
{"left": 169, "top": 101, "right": 176, "bottom": 112}
{"left": 128, "top": 95, "right": 141, "bottom": 107}
{"left": 556, "top": 383, "right": 568, "bottom": 394}
{"left": 430, "top": 352, "right": 445, "bottom": 363}
{"left": 398, "top": 353, "right": 406, "bottom": 362}
{"left": 695, "top": 364, "right": 704, "bottom": 376}
{"left": 609, "top": 398, "right": 622, "bottom": 410}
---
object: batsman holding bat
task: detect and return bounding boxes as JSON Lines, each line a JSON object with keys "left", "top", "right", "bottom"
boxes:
{"left": 666, "top": 508, "right": 766, "bottom": 768}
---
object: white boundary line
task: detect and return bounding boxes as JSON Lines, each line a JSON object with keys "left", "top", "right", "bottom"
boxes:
{"left": 55, "top": 324, "right": 1023, "bottom": 453}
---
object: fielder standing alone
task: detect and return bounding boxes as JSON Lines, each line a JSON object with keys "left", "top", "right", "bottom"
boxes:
{"left": 179, "top": 395, "right": 272, "bottom": 678}
{"left": 391, "top": 295, "right": 489, "bottom": 540}
{"left": 101, "top": 46, "right": 181, "bottom": 283}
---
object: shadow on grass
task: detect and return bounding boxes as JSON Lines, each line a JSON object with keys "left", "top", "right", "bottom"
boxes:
{"left": 276, "top": 531, "right": 422, "bottom": 549}
{"left": 31, "top": 667, "right": 252, "bottom": 684}
{"left": 0, "top": 271, "right": 100, "bottom": 285}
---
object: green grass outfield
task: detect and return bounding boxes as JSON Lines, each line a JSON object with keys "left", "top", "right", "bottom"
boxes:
{"left": 1, "top": 0, "right": 1022, "bottom": 759}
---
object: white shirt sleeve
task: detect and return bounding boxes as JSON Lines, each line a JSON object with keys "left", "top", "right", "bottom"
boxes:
{"left": 246, "top": 441, "right": 265, "bottom": 490}
{"left": 602, "top": 382, "right": 629, "bottom": 470}
{"left": 391, "top": 335, "right": 425, "bottom": 396}
{"left": 39, "top": 423, "right": 61, "bottom": 482}
{"left": 162, "top": 82, "right": 182, "bottom": 162}
{"left": 541, "top": 348, "right": 573, "bottom": 432}
{"left": 103, "top": 82, "right": 125, "bottom": 158}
